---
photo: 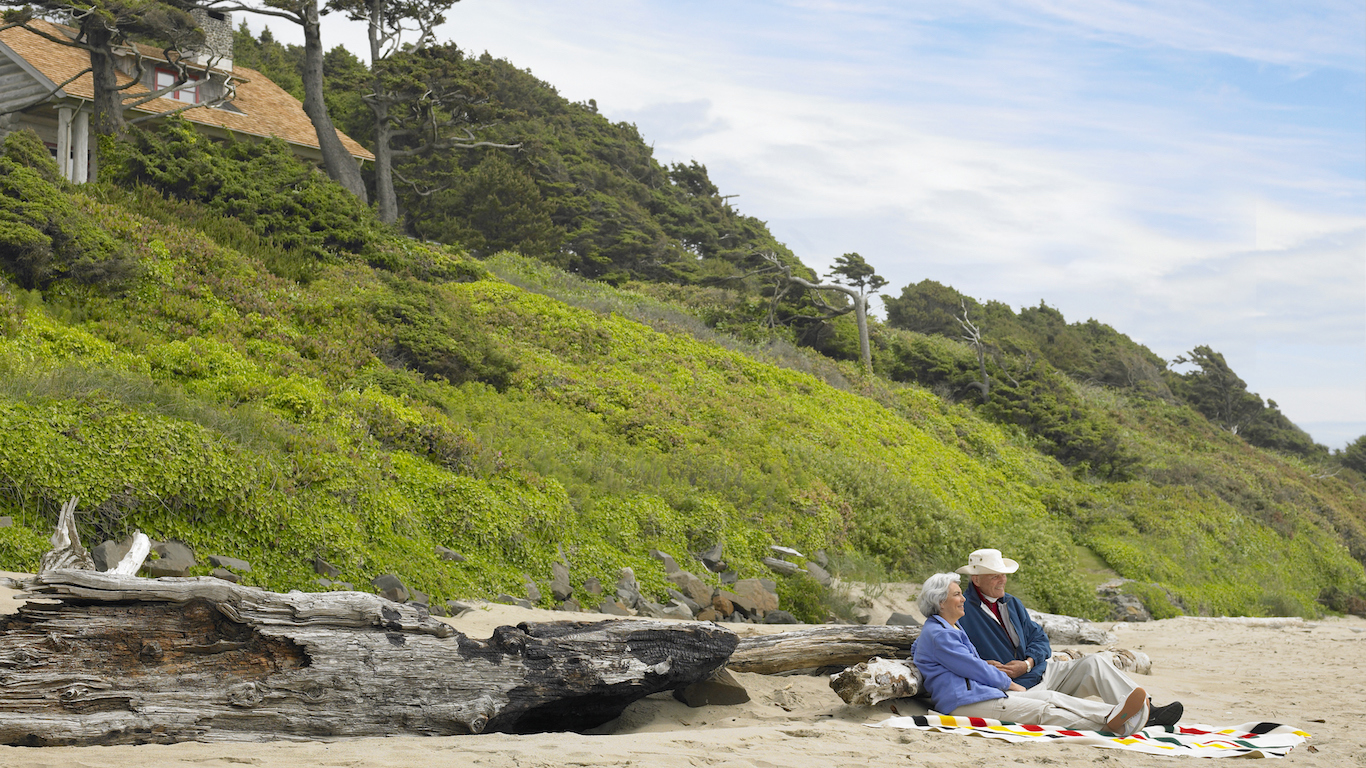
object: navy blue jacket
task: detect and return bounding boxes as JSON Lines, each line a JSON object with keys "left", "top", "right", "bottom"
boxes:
{"left": 958, "top": 582, "right": 1051, "bottom": 690}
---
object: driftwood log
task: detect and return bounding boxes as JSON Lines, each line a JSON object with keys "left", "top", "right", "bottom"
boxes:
{"left": 729, "top": 625, "right": 920, "bottom": 674}
{"left": 0, "top": 570, "right": 738, "bottom": 745}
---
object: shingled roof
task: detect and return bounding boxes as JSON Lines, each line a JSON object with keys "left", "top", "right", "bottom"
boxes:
{"left": 0, "top": 19, "right": 373, "bottom": 161}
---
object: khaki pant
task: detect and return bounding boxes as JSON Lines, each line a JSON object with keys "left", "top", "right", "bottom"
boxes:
{"left": 950, "top": 689, "right": 1115, "bottom": 730}
{"left": 1034, "top": 651, "right": 1137, "bottom": 706}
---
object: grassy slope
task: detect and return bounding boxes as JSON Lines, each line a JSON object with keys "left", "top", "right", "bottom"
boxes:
{"left": 0, "top": 180, "right": 1362, "bottom": 620}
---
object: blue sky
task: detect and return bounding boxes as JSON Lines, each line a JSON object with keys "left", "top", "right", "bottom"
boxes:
{"left": 256, "top": 0, "right": 1366, "bottom": 449}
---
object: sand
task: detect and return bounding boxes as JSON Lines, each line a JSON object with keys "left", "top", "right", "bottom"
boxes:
{"left": 0, "top": 575, "right": 1362, "bottom": 767}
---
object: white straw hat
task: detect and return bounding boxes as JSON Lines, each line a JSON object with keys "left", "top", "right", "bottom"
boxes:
{"left": 956, "top": 548, "right": 1019, "bottom": 575}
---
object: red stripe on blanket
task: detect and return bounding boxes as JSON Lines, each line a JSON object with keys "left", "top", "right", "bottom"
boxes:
{"left": 1020, "top": 724, "right": 1045, "bottom": 732}
{"left": 969, "top": 717, "right": 989, "bottom": 727}
{"left": 1058, "top": 730, "right": 1084, "bottom": 737}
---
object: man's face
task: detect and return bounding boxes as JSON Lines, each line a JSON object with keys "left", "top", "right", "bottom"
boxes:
{"left": 971, "top": 572, "right": 1008, "bottom": 600}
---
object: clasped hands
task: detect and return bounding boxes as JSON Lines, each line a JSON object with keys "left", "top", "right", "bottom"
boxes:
{"left": 987, "top": 659, "right": 1030, "bottom": 678}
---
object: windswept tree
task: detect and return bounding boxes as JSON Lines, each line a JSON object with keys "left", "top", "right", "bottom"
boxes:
{"left": 2, "top": 1, "right": 215, "bottom": 178}
{"left": 205, "top": 0, "right": 366, "bottom": 200}
{"left": 1171, "top": 346, "right": 1264, "bottom": 434}
{"left": 754, "top": 250, "right": 885, "bottom": 373}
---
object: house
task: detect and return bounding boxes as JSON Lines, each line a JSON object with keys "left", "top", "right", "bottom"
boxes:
{"left": 0, "top": 10, "right": 372, "bottom": 183}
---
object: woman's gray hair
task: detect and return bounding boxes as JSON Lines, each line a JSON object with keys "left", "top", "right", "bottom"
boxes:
{"left": 917, "top": 572, "right": 962, "bottom": 617}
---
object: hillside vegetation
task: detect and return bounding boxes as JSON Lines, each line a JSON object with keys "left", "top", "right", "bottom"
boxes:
{"left": 2, "top": 124, "right": 1364, "bottom": 622}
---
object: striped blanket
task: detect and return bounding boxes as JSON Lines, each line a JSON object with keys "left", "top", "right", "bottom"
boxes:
{"left": 874, "top": 715, "right": 1310, "bottom": 758}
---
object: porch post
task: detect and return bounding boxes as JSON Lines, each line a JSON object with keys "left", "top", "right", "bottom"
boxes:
{"left": 56, "top": 106, "right": 73, "bottom": 181}
{"left": 72, "top": 110, "right": 90, "bottom": 183}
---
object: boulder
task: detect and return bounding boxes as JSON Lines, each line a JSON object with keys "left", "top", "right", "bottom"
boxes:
{"left": 811, "top": 549, "right": 830, "bottom": 567}
{"left": 446, "top": 600, "right": 475, "bottom": 617}
{"left": 615, "top": 568, "right": 643, "bottom": 609}
{"left": 667, "top": 569, "right": 713, "bottom": 605}
{"left": 313, "top": 558, "right": 342, "bottom": 579}
{"left": 761, "top": 556, "right": 805, "bottom": 576}
{"left": 559, "top": 598, "right": 582, "bottom": 613}
{"left": 551, "top": 562, "right": 573, "bottom": 601}
{"left": 673, "top": 667, "right": 751, "bottom": 707}
{"left": 1095, "top": 583, "right": 1152, "bottom": 622}
{"left": 408, "top": 587, "right": 431, "bottom": 607}
{"left": 886, "top": 612, "right": 921, "bottom": 627}
{"left": 371, "top": 574, "right": 410, "bottom": 603}
{"left": 661, "top": 600, "right": 695, "bottom": 620}
{"left": 426, "top": 601, "right": 448, "bottom": 617}
{"left": 209, "top": 568, "right": 240, "bottom": 583}
{"left": 434, "top": 546, "right": 465, "bottom": 562}
{"left": 145, "top": 541, "right": 195, "bottom": 578}
{"left": 698, "top": 543, "right": 728, "bottom": 573}
{"left": 523, "top": 576, "right": 542, "bottom": 604}
{"left": 763, "top": 610, "right": 801, "bottom": 625}
{"left": 495, "top": 594, "right": 535, "bottom": 609}
{"left": 733, "top": 578, "right": 780, "bottom": 615}
{"left": 597, "top": 600, "right": 632, "bottom": 616}
{"left": 710, "top": 594, "right": 734, "bottom": 618}
{"left": 719, "top": 570, "right": 738, "bottom": 585}
{"left": 582, "top": 577, "right": 603, "bottom": 596}
{"left": 770, "top": 545, "right": 805, "bottom": 559}
{"left": 649, "top": 549, "right": 681, "bottom": 575}
{"left": 91, "top": 538, "right": 133, "bottom": 573}
{"left": 332, "top": 582, "right": 354, "bottom": 591}
{"left": 696, "top": 607, "right": 720, "bottom": 622}
{"left": 805, "top": 561, "right": 833, "bottom": 587}
{"left": 666, "top": 588, "right": 701, "bottom": 615}
{"left": 207, "top": 555, "right": 252, "bottom": 573}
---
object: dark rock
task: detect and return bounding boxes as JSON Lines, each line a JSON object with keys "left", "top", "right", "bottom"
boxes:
{"left": 698, "top": 543, "right": 728, "bottom": 573}
{"left": 733, "top": 578, "right": 780, "bottom": 615}
{"left": 696, "top": 607, "right": 720, "bottom": 622}
{"left": 597, "top": 600, "right": 632, "bottom": 616}
{"left": 92, "top": 538, "right": 133, "bottom": 572}
{"left": 408, "top": 587, "right": 430, "bottom": 607}
{"left": 886, "top": 612, "right": 922, "bottom": 627}
{"left": 762, "top": 556, "right": 805, "bottom": 576}
{"left": 719, "top": 570, "right": 738, "bottom": 585}
{"left": 434, "top": 546, "right": 465, "bottom": 562}
{"left": 495, "top": 594, "right": 535, "bottom": 609}
{"left": 806, "top": 561, "right": 832, "bottom": 587}
{"left": 1099, "top": 592, "right": 1152, "bottom": 622}
{"left": 583, "top": 577, "right": 603, "bottom": 596}
{"left": 145, "top": 541, "right": 195, "bottom": 578}
{"left": 673, "top": 667, "right": 751, "bottom": 707}
{"left": 667, "top": 569, "right": 713, "bottom": 604}
{"left": 615, "top": 567, "right": 642, "bottom": 609}
{"left": 209, "top": 568, "right": 240, "bottom": 583}
{"left": 551, "top": 562, "right": 573, "bottom": 601}
{"left": 560, "top": 598, "right": 582, "bottom": 612}
{"left": 426, "top": 601, "right": 449, "bottom": 617}
{"left": 763, "top": 610, "right": 800, "bottom": 625}
{"left": 446, "top": 600, "right": 475, "bottom": 617}
{"left": 637, "top": 600, "right": 670, "bottom": 619}
{"left": 313, "top": 557, "right": 342, "bottom": 579}
{"left": 523, "top": 576, "right": 542, "bottom": 604}
{"left": 650, "top": 549, "right": 681, "bottom": 575}
{"left": 208, "top": 555, "right": 252, "bottom": 573}
{"left": 666, "top": 588, "right": 701, "bottom": 615}
{"left": 315, "top": 577, "right": 334, "bottom": 587}
{"left": 371, "top": 574, "right": 410, "bottom": 603}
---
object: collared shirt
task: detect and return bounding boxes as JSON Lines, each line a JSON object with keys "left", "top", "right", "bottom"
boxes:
{"left": 978, "top": 595, "right": 1021, "bottom": 648}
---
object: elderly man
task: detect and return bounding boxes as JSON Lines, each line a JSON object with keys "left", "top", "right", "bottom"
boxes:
{"left": 955, "top": 548, "right": 1183, "bottom": 728}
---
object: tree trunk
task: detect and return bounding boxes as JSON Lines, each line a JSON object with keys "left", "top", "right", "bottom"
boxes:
{"left": 0, "top": 571, "right": 737, "bottom": 745}
{"left": 83, "top": 22, "right": 123, "bottom": 183}
{"left": 299, "top": 0, "right": 367, "bottom": 201}
{"left": 367, "top": 0, "right": 398, "bottom": 224}
{"left": 729, "top": 625, "right": 920, "bottom": 674}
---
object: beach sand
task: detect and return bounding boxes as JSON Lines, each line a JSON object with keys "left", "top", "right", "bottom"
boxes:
{"left": 0, "top": 575, "right": 1361, "bottom": 767}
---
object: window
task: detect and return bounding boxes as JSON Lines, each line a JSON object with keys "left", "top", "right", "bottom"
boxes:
{"left": 154, "top": 68, "right": 200, "bottom": 104}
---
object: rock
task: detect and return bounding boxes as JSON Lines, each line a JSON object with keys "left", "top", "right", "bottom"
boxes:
{"left": 408, "top": 587, "right": 430, "bottom": 607}
{"left": 495, "top": 594, "right": 534, "bottom": 609}
{"left": 434, "top": 546, "right": 465, "bottom": 562}
{"left": 582, "top": 577, "right": 603, "bottom": 596}
{"left": 371, "top": 574, "right": 410, "bottom": 603}
{"left": 719, "top": 570, "right": 738, "bottom": 585}
{"left": 806, "top": 561, "right": 833, "bottom": 587}
{"left": 209, "top": 568, "right": 240, "bottom": 583}
{"left": 650, "top": 549, "right": 681, "bottom": 575}
{"left": 667, "top": 569, "right": 713, "bottom": 605}
{"left": 313, "top": 557, "right": 342, "bottom": 579}
{"left": 523, "top": 576, "right": 542, "bottom": 604}
{"left": 332, "top": 582, "right": 354, "bottom": 591}
{"left": 446, "top": 600, "right": 475, "bottom": 617}
{"left": 315, "top": 577, "right": 334, "bottom": 587}
{"left": 886, "top": 612, "right": 922, "bottom": 627}
{"left": 770, "top": 545, "right": 805, "bottom": 559}
{"left": 666, "top": 588, "right": 701, "bottom": 615}
{"left": 852, "top": 606, "right": 873, "bottom": 625}
{"left": 145, "top": 541, "right": 195, "bottom": 578}
{"left": 711, "top": 594, "right": 734, "bottom": 617}
{"left": 1097, "top": 592, "right": 1152, "bottom": 622}
{"left": 207, "top": 555, "right": 252, "bottom": 573}
{"left": 551, "top": 562, "right": 573, "bottom": 601}
{"left": 673, "top": 667, "right": 751, "bottom": 707}
{"left": 695, "top": 607, "right": 720, "bottom": 622}
{"left": 812, "top": 549, "right": 829, "bottom": 567}
{"left": 615, "top": 568, "right": 643, "bottom": 609}
{"left": 92, "top": 538, "right": 133, "bottom": 572}
{"left": 762, "top": 556, "right": 805, "bottom": 576}
{"left": 0, "top": 516, "right": 11, "bottom": 528}
{"left": 662, "top": 600, "right": 695, "bottom": 620}
{"left": 426, "top": 601, "right": 448, "bottom": 617}
{"left": 698, "top": 543, "right": 728, "bottom": 573}
{"left": 560, "top": 598, "right": 582, "bottom": 612}
{"left": 763, "top": 610, "right": 800, "bottom": 625}
{"left": 637, "top": 600, "right": 670, "bottom": 619}
{"left": 829, "top": 658, "right": 923, "bottom": 706}
{"left": 597, "top": 600, "right": 632, "bottom": 616}
{"left": 733, "top": 578, "right": 780, "bottom": 615}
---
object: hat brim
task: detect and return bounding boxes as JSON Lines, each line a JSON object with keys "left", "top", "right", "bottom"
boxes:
{"left": 956, "top": 559, "right": 1019, "bottom": 575}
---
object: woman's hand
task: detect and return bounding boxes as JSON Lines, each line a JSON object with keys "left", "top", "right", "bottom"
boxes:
{"left": 1008, "top": 682, "right": 1026, "bottom": 692}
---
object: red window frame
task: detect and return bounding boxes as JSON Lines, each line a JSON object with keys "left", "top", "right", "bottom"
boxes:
{"left": 154, "top": 68, "right": 200, "bottom": 104}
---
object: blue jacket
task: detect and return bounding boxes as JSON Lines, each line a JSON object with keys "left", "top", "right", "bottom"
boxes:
{"left": 958, "top": 582, "right": 1051, "bottom": 690}
{"left": 912, "top": 614, "right": 1010, "bottom": 714}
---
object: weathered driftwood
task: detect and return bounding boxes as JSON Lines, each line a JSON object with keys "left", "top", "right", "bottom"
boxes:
{"left": 1028, "top": 609, "right": 1117, "bottom": 645}
{"left": 729, "top": 625, "right": 920, "bottom": 674}
{"left": 37, "top": 497, "right": 93, "bottom": 573}
{"left": 0, "top": 570, "right": 737, "bottom": 745}
{"left": 829, "top": 657, "right": 923, "bottom": 706}
{"left": 1051, "top": 647, "right": 1151, "bottom": 675}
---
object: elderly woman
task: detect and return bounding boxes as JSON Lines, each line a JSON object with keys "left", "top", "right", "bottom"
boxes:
{"left": 914, "top": 572, "right": 1149, "bottom": 737}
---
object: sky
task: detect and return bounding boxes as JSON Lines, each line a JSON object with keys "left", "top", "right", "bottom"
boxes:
{"left": 250, "top": 0, "right": 1366, "bottom": 450}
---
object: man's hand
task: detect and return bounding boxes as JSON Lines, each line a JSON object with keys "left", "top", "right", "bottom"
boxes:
{"left": 987, "top": 659, "right": 1030, "bottom": 678}
{"left": 1008, "top": 682, "right": 1026, "bottom": 692}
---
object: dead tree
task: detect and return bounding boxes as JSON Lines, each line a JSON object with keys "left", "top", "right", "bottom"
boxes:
{"left": 957, "top": 299, "right": 989, "bottom": 401}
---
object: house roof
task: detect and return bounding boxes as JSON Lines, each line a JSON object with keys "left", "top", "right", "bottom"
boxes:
{"left": 0, "top": 19, "right": 373, "bottom": 161}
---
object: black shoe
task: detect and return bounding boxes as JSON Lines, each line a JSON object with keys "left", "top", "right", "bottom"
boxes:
{"left": 1145, "top": 701, "right": 1183, "bottom": 728}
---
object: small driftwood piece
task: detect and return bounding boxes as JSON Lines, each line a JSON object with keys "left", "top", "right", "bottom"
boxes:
{"left": 1051, "top": 647, "right": 1151, "bottom": 675}
{"left": 829, "top": 657, "right": 923, "bottom": 706}
{"left": 0, "top": 570, "right": 737, "bottom": 745}
{"left": 729, "top": 625, "right": 920, "bottom": 674}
